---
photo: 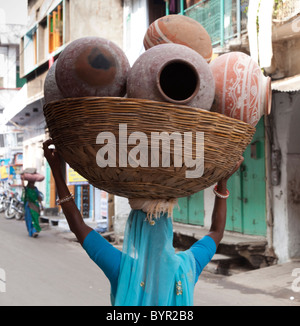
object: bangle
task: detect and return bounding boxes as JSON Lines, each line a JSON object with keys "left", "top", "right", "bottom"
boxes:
{"left": 213, "top": 185, "right": 230, "bottom": 199}
{"left": 56, "top": 193, "right": 74, "bottom": 205}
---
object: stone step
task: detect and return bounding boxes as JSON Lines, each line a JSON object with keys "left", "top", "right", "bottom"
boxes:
{"left": 172, "top": 222, "right": 277, "bottom": 269}
{"left": 207, "top": 253, "right": 249, "bottom": 275}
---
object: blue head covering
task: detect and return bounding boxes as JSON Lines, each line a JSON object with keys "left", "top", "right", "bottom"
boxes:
{"left": 112, "top": 209, "right": 196, "bottom": 306}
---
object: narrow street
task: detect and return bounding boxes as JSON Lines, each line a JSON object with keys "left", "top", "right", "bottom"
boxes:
{"left": 1, "top": 213, "right": 299, "bottom": 307}
{"left": 0, "top": 214, "right": 111, "bottom": 306}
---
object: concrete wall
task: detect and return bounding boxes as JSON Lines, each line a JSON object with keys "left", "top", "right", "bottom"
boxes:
{"left": 270, "top": 38, "right": 300, "bottom": 79}
{"left": 70, "top": 0, "right": 124, "bottom": 48}
{"left": 286, "top": 93, "right": 300, "bottom": 259}
{"left": 0, "top": 45, "right": 17, "bottom": 89}
{"left": 22, "top": 107, "right": 47, "bottom": 202}
{"left": 27, "top": 71, "right": 47, "bottom": 100}
{"left": 271, "top": 91, "right": 300, "bottom": 262}
{"left": 123, "top": 0, "right": 148, "bottom": 65}
{"left": 0, "top": 44, "right": 19, "bottom": 110}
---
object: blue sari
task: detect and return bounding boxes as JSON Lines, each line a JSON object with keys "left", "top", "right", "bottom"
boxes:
{"left": 22, "top": 186, "right": 41, "bottom": 237}
{"left": 112, "top": 210, "right": 196, "bottom": 306}
{"left": 83, "top": 209, "right": 216, "bottom": 306}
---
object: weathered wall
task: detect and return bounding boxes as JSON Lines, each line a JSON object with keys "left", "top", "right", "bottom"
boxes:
{"left": 270, "top": 38, "right": 300, "bottom": 79}
{"left": 272, "top": 91, "right": 300, "bottom": 262}
{"left": 70, "top": 0, "right": 124, "bottom": 48}
{"left": 286, "top": 93, "right": 300, "bottom": 258}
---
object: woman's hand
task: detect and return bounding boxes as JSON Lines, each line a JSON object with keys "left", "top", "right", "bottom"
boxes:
{"left": 43, "top": 140, "right": 92, "bottom": 244}
{"left": 209, "top": 156, "right": 245, "bottom": 246}
{"left": 43, "top": 139, "right": 62, "bottom": 176}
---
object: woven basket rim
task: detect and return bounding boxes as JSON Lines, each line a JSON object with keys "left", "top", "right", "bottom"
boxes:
{"left": 43, "top": 96, "right": 255, "bottom": 199}
{"left": 44, "top": 96, "right": 255, "bottom": 131}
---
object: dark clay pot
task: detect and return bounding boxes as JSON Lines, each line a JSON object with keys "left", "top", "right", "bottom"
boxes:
{"left": 126, "top": 43, "right": 215, "bottom": 110}
{"left": 44, "top": 61, "right": 64, "bottom": 105}
{"left": 55, "top": 37, "right": 130, "bottom": 98}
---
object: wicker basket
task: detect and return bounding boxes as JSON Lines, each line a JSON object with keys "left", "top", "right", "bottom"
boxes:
{"left": 44, "top": 97, "right": 255, "bottom": 199}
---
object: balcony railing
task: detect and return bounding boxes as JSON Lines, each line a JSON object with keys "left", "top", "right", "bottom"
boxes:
{"left": 166, "top": 0, "right": 249, "bottom": 47}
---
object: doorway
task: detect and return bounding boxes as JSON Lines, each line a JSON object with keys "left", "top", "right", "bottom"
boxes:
{"left": 173, "top": 118, "right": 267, "bottom": 236}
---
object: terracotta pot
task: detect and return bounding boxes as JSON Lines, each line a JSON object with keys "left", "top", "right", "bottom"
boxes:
{"left": 209, "top": 52, "right": 272, "bottom": 127}
{"left": 55, "top": 37, "right": 130, "bottom": 98}
{"left": 127, "top": 43, "right": 215, "bottom": 110}
{"left": 144, "top": 14, "right": 213, "bottom": 63}
{"left": 23, "top": 173, "right": 45, "bottom": 182}
{"left": 44, "top": 61, "right": 64, "bottom": 105}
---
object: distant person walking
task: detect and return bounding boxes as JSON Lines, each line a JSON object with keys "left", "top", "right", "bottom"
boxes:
{"left": 21, "top": 174, "right": 43, "bottom": 238}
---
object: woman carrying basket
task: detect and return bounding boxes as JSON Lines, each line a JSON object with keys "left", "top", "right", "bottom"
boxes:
{"left": 21, "top": 173, "right": 43, "bottom": 238}
{"left": 43, "top": 138, "right": 243, "bottom": 306}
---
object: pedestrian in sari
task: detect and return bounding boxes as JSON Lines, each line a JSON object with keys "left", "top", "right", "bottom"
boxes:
{"left": 21, "top": 177, "right": 42, "bottom": 238}
{"left": 43, "top": 139, "right": 244, "bottom": 306}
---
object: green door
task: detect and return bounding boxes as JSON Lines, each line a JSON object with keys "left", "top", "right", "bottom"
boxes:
{"left": 226, "top": 118, "right": 267, "bottom": 236}
{"left": 241, "top": 118, "right": 267, "bottom": 236}
{"left": 173, "top": 191, "right": 204, "bottom": 226}
{"left": 226, "top": 168, "right": 243, "bottom": 233}
{"left": 173, "top": 119, "right": 266, "bottom": 236}
{"left": 45, "top": 162, "right": 51, "bottom": 208}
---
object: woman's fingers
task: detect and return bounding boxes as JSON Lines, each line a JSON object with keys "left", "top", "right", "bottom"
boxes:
{"left": 43, "top": 139, "right": 54, "bottom": 150}
{"left": 43, "top": 139, "right": 57, "bottom": 153}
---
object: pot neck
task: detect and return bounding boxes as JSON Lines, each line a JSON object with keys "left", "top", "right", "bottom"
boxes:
{"left": 156, "top": 59, "right": 200, "bottom": 105}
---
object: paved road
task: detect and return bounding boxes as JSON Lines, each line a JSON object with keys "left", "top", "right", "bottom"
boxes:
{"left": 0, "top": 214, "right": 299, "bottom": 306}
{"left": 0, "top": 215, "right": 111, "bottom": 306}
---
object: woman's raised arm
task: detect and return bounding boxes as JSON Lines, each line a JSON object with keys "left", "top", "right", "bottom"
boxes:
{"left": 207, "top": 156, "right": 244, "bottom": 247}
{"left": 43, "top": 139, "right": 92, "bottom": 245}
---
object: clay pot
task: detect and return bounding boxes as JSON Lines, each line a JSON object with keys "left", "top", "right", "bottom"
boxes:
{"left": 44, "top": 61, "right": 64, "bottom": 105}
{"left": 127, "top": 43, "right": 215, "bottom": 110}
{"left": 209, "top": 52, "right": 272, "bottom": 127}
{"left": 23, "top": 173, "right": 45, "bottom": 182}
{"left": 55, "top": 37, "right": 130, "bottom": 98}
{"left": 144, "top": 14, "right": 213, "bottom": 63}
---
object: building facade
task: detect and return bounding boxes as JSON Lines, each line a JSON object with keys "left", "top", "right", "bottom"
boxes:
{"left": 0, "top": 0, "right": 27, "bottom": 191}
{"left": 2, "top": 0, "right": 124, "bottom": 226}
{"left": 2, "top": 0, "right": 299, "bottom": 264}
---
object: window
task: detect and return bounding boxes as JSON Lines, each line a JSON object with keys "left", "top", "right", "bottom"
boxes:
{"left": 0, "top": 53, "right": 4, "bottom": 87}
{"left": 22, "top": 26, "right": 38, "bottom": 75}
{"left": 16, "top": 133, "right": 24, "bottom": 147}
{"left": 38, "top": 18, "right": 48, "bottom": 63}
{"left": 0, "top": 134, "right": 4, "bottom": 148}
{"left": 48, "top": 4, "right": 63, "bottom": 54}
{"left": 16, "top": 65, "right": 26, "bottom": 88}
{"left": 20, "top": 0, "right": 69, "bottom": 77}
